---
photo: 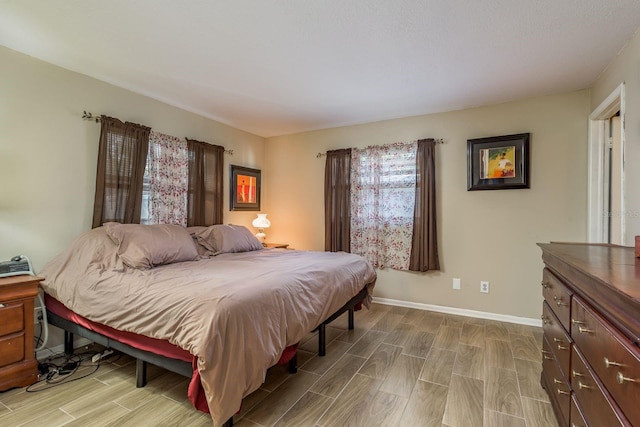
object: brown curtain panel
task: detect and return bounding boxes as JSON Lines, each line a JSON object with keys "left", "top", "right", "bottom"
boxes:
{"left": 324, "top": 148, "right": 352, "bottom": 252}
{"left": 186, "top": 139, "right": 224, "bottom": 226}
{"left": 409, "top": 139, "right": 440, "bottom": 271}
{"left": 92, "top": 116, "right": 150, "bottom": 228}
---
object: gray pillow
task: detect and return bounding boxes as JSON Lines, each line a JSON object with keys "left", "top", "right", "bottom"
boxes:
{"left": 192, "top": 224, "right": 263, "bottom": 255}
{"left": 104, "top": 222, "right": 199, "bottom": 269}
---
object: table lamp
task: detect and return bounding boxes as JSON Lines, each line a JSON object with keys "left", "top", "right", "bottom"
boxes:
{"left": 252, "top": 213, "right": 271, "bottom": 244}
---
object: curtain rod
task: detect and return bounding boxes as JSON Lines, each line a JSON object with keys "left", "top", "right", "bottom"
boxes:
{"left": 81, "top": 110, "right": 233, "bottom": 155}
{"left": 316, "top": 138, "right": 445, "bottom": 158}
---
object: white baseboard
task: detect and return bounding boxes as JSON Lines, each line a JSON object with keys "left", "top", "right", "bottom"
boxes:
{"left": 36, "top": 337, "right": 93, "bottom": 361}
{"left": 372, "top": 297, "right": 542, "bottom": 327}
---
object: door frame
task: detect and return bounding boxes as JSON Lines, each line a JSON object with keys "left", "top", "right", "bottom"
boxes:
{"left": 587, "top": 83, "right": 625, "bottom": 243}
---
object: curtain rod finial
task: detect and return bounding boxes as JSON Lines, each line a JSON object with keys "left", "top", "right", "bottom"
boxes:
{"left": 82, "top": 110, "right": 101, "bottom": 122}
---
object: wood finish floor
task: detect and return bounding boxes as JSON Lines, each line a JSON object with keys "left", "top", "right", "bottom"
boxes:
{"left": 0, "top": 303, "right": 560, "bottom": 426}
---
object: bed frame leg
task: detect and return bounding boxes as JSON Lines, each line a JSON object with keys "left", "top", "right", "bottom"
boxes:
{"left": 64, "top": 331, "right": 74, "bottom": 355}
{"left": 288, "top": 353, "right": 298, "bottom": 374}
{"left": 136, "top": 359, "right": 147, "bottom": 388}
{"left": 318, "top": 324, "right": 326, "bottom": 356}
{"left": 348, "top": 307, "right": 355, "bottom": 330}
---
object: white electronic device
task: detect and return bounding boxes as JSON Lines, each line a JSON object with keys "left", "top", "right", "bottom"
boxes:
{"left": 0, "top": 255, "right": 34, "bottom": 278}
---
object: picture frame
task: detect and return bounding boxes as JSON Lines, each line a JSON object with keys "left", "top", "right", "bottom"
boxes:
{"left": 230, "top": 165, "right": 261, "bottom": 211}
{"left": 467, "top": 133, "right": 530, "bottom": 191}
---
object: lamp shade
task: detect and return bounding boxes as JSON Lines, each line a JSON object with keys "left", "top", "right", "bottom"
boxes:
{"left": 252, "top": 214, "right": 271, "bottom": 229}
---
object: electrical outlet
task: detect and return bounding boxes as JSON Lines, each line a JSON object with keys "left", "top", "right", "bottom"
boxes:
{"left": 480, "top": 281, "right": 490, "bottom": 293}
{"left": 452, "top": 278, "right": 461, "bottom": 290}
{"left": 34, "top": 307, "right": 44, "bottom": 324}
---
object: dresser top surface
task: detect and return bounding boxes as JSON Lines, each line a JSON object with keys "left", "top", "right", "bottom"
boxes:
{"left": 0, "top": 275, "right": 43, "bottom": 288}
{"left": 538, "top": 243, "right": 640, "bottom": 300}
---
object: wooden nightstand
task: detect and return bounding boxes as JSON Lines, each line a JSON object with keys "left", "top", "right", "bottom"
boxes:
{"left": 264, "top": 243, "right": 289, "bottom": 249}
{"left": 0, "top": 275, "right": 41, "bottom": 391}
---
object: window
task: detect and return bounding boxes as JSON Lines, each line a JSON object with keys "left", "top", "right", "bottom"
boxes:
{"left": 350, "top": 142, "right": 417, "bottom": 270}
{"left": 325, "top": 139, "right": 440, "bottom": 272}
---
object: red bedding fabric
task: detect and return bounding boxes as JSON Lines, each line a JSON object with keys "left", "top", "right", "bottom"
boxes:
{"left": 44, "top": 294, "right": 297, "bottom": 414}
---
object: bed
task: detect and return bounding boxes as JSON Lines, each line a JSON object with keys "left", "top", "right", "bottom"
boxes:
{"left": 38, "top": 223, "right": 376, "bottom": 426}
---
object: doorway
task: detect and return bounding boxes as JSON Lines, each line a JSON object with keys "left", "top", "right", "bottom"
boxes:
{"left": 588, "top": 84, "right": 625, "bottom": 244}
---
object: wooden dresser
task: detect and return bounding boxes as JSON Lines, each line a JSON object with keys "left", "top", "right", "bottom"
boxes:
{"left": 538, "top": 243, "right": 640, "bottom": 427}
{"left": 0, "top": 275, "right": 41, "bottom": 391}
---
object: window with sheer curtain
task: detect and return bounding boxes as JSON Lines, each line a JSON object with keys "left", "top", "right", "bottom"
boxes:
{"left": 325, "top": 139, "right": 440, "bottom": 272}
{"left": 351, "top": 142, "right": 417, "bottom": 270}
{"left": 94, "top": 118, "right": 224, "bottom": 227}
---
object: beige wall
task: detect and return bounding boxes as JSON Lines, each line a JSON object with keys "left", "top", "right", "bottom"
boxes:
{"left": 591, "top": 28, "right": 640, "bottom": 243}
{"left": 265, "top": 91, "right": 590, "bottom": 319}
{"left": 1, "top": 42, "right": 594, "bottom": 328}
{"left": 0, "top": 45, "right": 266, "bottom": 272}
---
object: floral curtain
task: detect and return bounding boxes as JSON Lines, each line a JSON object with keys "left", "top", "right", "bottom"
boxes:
{"left": 350, "top": 141, "right": 417, "bottom": 270}
{"left": 145, "top": 131, "right": 188, "bottom": 225}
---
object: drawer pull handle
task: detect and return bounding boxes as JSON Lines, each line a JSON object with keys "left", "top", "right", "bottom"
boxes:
{"left": 616, "top": 372, "right": 638, "bottom": 384}
{"left": 553, "top": 338, "right": 564, "bottom": 343}
{"left": 572, "top": 370, "right": 584, "bottom": 378}
{"left": 577, "top": 381, "right": 592, "bottom": 390}
{"left": 553, "top": 378, "right": 563, "bottom": 384}
{"left": 557, "top": 344, "right": 569, "bottom": 351}
{"left": 557, "top": 389, "right": 570, "bottom": 396}
{"left": 541, "top": 281, "right": 549, "bottom": 288}
{"left": 571, "top": 319, "right": 585, "bottom": 325}
{"left": 604, "top": 358, "right": 624, "bottom": 368}
{"left": 541, "top": 316, "right": 549, "bottom": 325}
{"left": 0, "top": 303, "right": 5, "bottom": 308}
{"left": 556, "top": 300, "right": 568, "bottom": 307}
{"left": 578, "top": 326, "right": 594, "bottom": 334}
{"left": 553, "top": 296, "right": 559, "bottom": 301}
{"left": 543, "top": 355, "right": 553, "bottom": 360}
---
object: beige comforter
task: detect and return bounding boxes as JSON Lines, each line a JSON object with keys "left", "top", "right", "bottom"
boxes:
{"left": 39, "top": 228, "right": 376, "bottom": 426}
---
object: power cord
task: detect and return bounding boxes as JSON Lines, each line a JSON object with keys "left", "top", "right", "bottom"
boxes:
{"left": 26, "top": 349, "right": 115, "bottom": 392}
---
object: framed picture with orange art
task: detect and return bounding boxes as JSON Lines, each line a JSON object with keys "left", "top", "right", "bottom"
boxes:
{"left": 230, "top": 165, "right": 261, "bottom": 211}
{"left": 467, "top": 133, "right": 530, "bottom": 191}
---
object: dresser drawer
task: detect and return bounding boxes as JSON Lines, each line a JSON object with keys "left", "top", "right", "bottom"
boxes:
{"left": 570, "top": 346, "right": 630, "bottom": 426}
{"left": 572, "top": 297, "right": 640, "bottom": 425}
{"left": 542, "top": 268, "right": 572, "bottom": 331}
{"left": 0, "top": 333, "right": 26, "bottom": 367}
{"left": 542, "top": 336, "right": 571, "bottom": 427}
{"left": 0, "top": 301, "right": 25, "bottom": 336}
{"left": 542, "top": 301, "right": 571, "bottom": 380}
{"left": 570, "top": 394, "right": 588, "bottom": 427}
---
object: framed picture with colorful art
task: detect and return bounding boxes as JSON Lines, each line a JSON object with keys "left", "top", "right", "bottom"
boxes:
{"left": 230, "top": 165, "right": 261, "bottom": 211}
{"left": 467, "top": 133, "right": 530, "bottom": 191}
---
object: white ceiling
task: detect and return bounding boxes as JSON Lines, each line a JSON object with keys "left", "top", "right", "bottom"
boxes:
{"left": 1, "top": 1, "right": 639, "bottom": 137}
